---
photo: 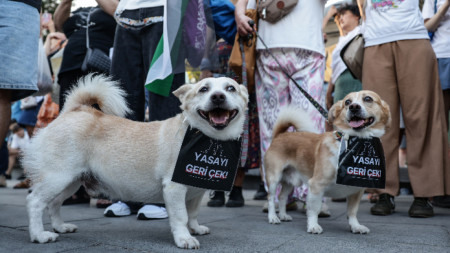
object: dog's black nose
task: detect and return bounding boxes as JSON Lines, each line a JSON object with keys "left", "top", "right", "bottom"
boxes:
{"left": 211, "top": 92, "right": 226, "bottom": 105}
{"left": 349, "top": 103, "right": 361, "bottom": 113}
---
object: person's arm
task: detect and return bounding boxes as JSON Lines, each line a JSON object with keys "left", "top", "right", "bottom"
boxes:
{"left": 322, "top": 5, "right": 337, "bottom": 32}
{"left": 96, "top": 0, "right": 119, "bottom": 17}
{"left": 424, "top": 0, "right": 450, "bottom": 32}
{"left": 326, "top": 82, "right": 335, "bottom": 110}
{"left": 357, "top": 0, "right": 365, "bottom": 21}
{"left": 53, "top": 0, "right": 72, "bottom": 32}
{"left": 235, "top": 0, "right": 253, "bottom": 36}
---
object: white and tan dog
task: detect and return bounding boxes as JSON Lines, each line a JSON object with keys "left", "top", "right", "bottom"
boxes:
{"left": 264, "top": 90, "right": 391, "bottom": 234}
{"left": 23, "top": 74, "right": 248, "bottom": 249}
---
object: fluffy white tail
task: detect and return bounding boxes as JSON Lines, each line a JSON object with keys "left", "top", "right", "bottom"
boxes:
{"left": 61, "top": 74, "right": 131, "bottom": 117}
{"left": 272, "top": 105, "right": 318, "bottom": 139}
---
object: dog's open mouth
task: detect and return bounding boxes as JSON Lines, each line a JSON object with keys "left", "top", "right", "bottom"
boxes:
{"left": 198, "top": 108, "right": 238, "bottom": 130}
{"left": 348, "top": 116, "right": 374, "bottom": 130}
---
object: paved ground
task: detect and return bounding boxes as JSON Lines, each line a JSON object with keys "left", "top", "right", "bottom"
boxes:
{"left": 0, "top": 177, "right": 449, "bottom": 253}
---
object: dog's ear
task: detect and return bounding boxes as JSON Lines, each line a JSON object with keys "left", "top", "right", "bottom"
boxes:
{"left": 239, "top": 84, "right": 249, "bottom": 103}
{"left": 380, "top": 100, "right": 392, "bottom": 130}
{"left": 173, "top": 84, "right": 193, "bottom": 101}
{"left": 328, "top": 100, "right": 342, "bottom": 124}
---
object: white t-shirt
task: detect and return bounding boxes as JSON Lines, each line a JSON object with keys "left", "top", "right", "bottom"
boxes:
{"left": 255, "top": 0, "right": 326, "bottom": 56}
{"left": 331, "top": 26, "right": 361, "bottom": 84}
{"left": 422, "top": 0, "right": 450, "bottom": 58}
{"left": 10, "top": 131, "right": 30, "bottom": 150}
{"left": 362, "top": 0, "right": 429, "bottom": 47}
{"left": 116, "top": 0, "right": 164, "bottom": 12}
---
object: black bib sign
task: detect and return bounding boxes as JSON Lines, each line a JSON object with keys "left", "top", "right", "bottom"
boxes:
{"left": 172, "top": 127, "right": 242, "bottom": 191}
{"left": 336, "top": 136, "right": 386, "bottom": 189}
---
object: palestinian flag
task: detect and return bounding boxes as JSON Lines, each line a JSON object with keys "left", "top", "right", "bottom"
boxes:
{"left": 145, "top": 0, "right": 215, "bottom": 97}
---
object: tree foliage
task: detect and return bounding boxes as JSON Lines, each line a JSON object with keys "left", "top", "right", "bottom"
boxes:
{"left": 41, "top": 0, "right": 59, "bottom": 14}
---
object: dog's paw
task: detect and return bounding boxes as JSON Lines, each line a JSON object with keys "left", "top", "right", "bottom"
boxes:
{"left": 175, "top": 235, "right": 200, "bottom": 249}
{"left": 31, "top": 231, "right": 59, "bottom": 243}
{"left": 268, "top": 214, "right": 281, "bottom": 224}
{"left": 279, "top": 213, "right": 292, "bottom": 222}
{"left": 307, "top": 224, "right": 323, "bottom": 234}
{"left": 351, "top": 225, "right": 370, "bottom": 234}
{"left": 53, "top": 223, "right": 78, "bottom": 233}
{"left": 190, "top": 225, "right": 210, "bottom": 235}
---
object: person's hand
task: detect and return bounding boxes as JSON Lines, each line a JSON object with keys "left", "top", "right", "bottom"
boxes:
{"left": 328, "top": 5, "right": 338, "bottom": 17}
{"left": 44, "top": 32, "right": 67, "bottom": 56}
{"left": 235, "top": 13, "right": 255, "bottom": 36}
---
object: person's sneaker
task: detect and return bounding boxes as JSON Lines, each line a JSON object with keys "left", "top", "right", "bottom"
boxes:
{"left": 207, "top": 191, "right": 225, "bottom": 207}
{"left": 370, "top": 193, "right": 395, "bottom": 216}
{"left": 226, "top": 187, "right": 244, "bottom": 207}
{"left": 137, "top": 205, "right": 168, "bottom": 220}
{"left": 0, "top": 175, "right": 6, "bottom": 187}
{"left": 409, "top": 197, "right": 434, "bottom": 218}
{"left": 104, "top": 201, "right": 131, "bottom": 217}
{"left": 253, "top": 183, "right": 268, "bottom": 200}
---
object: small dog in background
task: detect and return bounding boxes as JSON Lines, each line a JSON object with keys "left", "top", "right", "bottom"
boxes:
{"left": 23, "top": 74, "right": 248, "bottom": 249}
{"left": 264, "top": 90, "right": 391, "bottom": 234}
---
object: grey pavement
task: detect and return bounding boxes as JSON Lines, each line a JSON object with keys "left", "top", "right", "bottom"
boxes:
{"left": 0, "top": 177, "right": 449, "bottom": 253}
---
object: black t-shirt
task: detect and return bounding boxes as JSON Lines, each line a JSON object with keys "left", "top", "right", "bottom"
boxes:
{"left": 59, "top": 7, "right": 116, "bottom": 75}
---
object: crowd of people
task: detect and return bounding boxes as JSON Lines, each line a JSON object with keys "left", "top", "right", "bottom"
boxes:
{"left": 0, "top": 0, "right": 449, "bottom": 222}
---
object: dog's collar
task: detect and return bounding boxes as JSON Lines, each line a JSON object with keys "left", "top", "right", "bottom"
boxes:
{"left": 334, "top": 131, "right": 344, "bottom": 141}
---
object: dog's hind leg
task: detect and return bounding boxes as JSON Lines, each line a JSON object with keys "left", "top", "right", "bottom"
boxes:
{"left": 277, "top": 182, "right": 294, "bottom": 222}
{"left": 163, "top": 182, "right": 200, "bottom": 249}
{"left": 347, "top": 189, "right": 369, "bottom": 234}
{"left": 27, "top": 176, "right": 76, "bottom": 243}
{"left": 47, "top": 181, "right": 81, "bottom": 234}
{"left": 266, "top": 180, "right": 281, "bottom": 224}
{"left": 186, "top": 193, "right": 210, "bottom": 236}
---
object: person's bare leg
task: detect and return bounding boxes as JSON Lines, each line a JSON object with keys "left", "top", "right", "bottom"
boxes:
{"left": 0, "top": 90, "right": 11, "bottom": 143}
{"left": 6, "top": 148, "right": 18, "bottom": 176}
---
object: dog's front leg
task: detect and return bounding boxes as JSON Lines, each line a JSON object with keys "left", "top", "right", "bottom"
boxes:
{"left": 186, "top": 193, "right": 210, "bottom": 235}
{"left": 347, "top": 189, "right": 370, "bottom": 234}
{"left": 306, "top": 181, "right": 325, "bottom": 234}
{"left": 163, "top": 182, "right": 201, "bottom": 249}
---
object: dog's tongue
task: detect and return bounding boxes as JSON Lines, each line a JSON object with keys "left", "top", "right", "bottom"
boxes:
{"left": 349, "top": 120, "right": 365, "bottom": 128}
{"left": 209, "top": 112, "right": 229, "bottom": 125}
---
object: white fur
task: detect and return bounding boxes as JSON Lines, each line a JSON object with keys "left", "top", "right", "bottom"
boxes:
{"left": 23, "top": 76, "right": 248, "bottom": 249}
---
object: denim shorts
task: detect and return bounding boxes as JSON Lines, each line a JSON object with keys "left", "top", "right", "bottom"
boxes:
{"left": 0, "top": 1, "right": 40, "bottom": 101}
{"left": 438, "top": 58, "right": 450, "bottom": 90}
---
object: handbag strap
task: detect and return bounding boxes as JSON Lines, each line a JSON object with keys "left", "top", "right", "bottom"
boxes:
{"left": 248, "top": 21, "right": 329, "bottom": 119}
{"left": 85, "top": 8, "right": 95, "bottom": 49}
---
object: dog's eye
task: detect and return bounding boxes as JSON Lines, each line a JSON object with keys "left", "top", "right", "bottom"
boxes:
{"left": 226, "top": 85, "right": 236, "bottom": 92}
{"left": 199, "top": 87, "right": 208, "bottom": 93}
{"left": 345, "top": 99, "right": 352, "bottom": 106}
{"left": 363, "top": 96, "right": 373, "bottom": 103}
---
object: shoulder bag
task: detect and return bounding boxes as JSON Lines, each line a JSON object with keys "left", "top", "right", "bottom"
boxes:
{"left": 257, "top": 0, "right": 298, "bottom": 23}
{"left": 340, "top": 33, "right": 364, "bottom": 81}
{"left": 81, "top": 8, "right": 111, "bottom": 74}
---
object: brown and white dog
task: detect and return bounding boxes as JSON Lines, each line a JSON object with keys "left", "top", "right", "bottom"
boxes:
{"left": 264, "top": 90, "right": 391, "bottom": 234}
{"left": 23, "top": 74, "right": 248, "bottom": 249}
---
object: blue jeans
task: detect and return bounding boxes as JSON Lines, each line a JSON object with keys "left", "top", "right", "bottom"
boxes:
{"left": 0, "top": 0, "right": 40, "bottom": 101}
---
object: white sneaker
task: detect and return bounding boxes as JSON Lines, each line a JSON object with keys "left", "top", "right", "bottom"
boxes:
{"left": 137, "top": 205, "right": 168, "bottom": 220}
{"left": 104, "top": 201, "right": 131, "bottom": 217}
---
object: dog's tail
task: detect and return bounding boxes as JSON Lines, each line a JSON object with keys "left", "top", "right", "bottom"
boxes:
{"left": 272, "top": 105, "right": 318, "bottom": 139}
{"left": 61, "top": 73, "right": 131, "bottom": 117}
